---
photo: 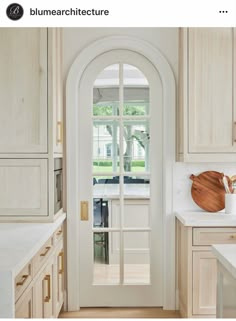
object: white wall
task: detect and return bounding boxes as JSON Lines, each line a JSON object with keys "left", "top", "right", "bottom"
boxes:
{"left": 63, "top": 27, "right": 178, "bottom": 81}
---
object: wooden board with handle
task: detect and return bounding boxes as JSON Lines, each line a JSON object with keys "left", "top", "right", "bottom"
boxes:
{"left": 190, "top": 171, "right": 232, "bottom": 212}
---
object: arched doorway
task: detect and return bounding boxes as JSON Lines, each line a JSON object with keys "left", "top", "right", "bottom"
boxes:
{"left": 66, "top": 36, "right": 176, "bottom": 310}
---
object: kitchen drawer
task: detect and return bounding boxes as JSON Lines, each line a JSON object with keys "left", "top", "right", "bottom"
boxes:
{"left": 193, "top": 227, "right": 236, "bottom": 246}
{"left": 54, "top": 224, "right": 63, "bottom": 245}
{"left": 34, "top": 237, "right": 53, "bottom": 275}
{"left": 15, "top": 261, "right": 33, "bottom": 302}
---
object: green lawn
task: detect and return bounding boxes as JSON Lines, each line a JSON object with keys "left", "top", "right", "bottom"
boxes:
{"left": 93, "top": 166, "right": 145, "bottom": 173}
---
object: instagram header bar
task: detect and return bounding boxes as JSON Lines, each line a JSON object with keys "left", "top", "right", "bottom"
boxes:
{"left": 0, "top": 0, "right": 235, "bottom": 26}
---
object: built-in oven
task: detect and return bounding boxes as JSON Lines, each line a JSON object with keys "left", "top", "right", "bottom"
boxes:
{"left": 54, "top": 158, "right": 63, "bottom": 214}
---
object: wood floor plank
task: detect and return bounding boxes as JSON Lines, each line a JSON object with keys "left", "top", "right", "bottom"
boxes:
{"left": 59, "top": 307, "right": 181, "bottom": 318}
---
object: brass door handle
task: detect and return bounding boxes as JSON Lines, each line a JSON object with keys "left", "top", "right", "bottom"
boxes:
{"left": 57, "top": 121, "right": 63, "bottom": 144}
{"left": 44, "top": 275, "right": 51, "bottom": 302}
{"left": 230, "top": 235, "right": 236, "bottom": 239}
{"left": 59, "top": 251, "right": 64, "bottom": 274}
{"left": 40, "top": 246, "right": 51, "bottom": 257}
{"left": 16, "top": 274, "right": 29, "bottom": 286}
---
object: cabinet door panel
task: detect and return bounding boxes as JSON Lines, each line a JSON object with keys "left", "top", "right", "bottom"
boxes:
{"left": 53, "top": 240, "right": 64, "bottom": 316}
{"left": 0, "top": 28, "right": 47, "bottom": 153}
{"left": 51, "top": 28, "right": 63, "bottom": 154}
{"left": 192, "top": 251, "right": 217, "bottom": 315}
{"left": 188, "top": 28, "right": 235, "bottom": 153}
{"left": 0, "top": 159, "right": 48, "bottom": 216}
{"left": 15, "top": 288, "right": 33, "bottom": 318}
{"left": 34, "top": 259, "right": 54, "bottom": 318}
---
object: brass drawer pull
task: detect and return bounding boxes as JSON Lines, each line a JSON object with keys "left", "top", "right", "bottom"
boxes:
{"left": 16, "top": 274, "right": 29, "bottom": 286}
{"left": 40, "top": 246, "right": 51, "bottom": 257}
{"left": 59, "top": 251, "right": 64, "bottom": 274}
{"left": 56, "top": 230, "right": 62, "bottom": 236}
{"left": 57, "top": 121, "right": 63, "bottom": 144}
{"left": 230, "top": 235, "right": 236, "bottom": 239}
{"left": 44, "top": 275, "right": 51, "bottom": 302}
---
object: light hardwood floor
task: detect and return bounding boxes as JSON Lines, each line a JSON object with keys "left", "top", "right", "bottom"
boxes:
{"left": 59, "top": 308, "right": 181, "bottom": 318}
{"left": 93, "top": 264, "right": 150, "bottom": 284}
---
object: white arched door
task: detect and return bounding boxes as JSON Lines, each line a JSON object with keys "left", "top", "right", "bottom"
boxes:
{"left": 78, "top": 49, "right": 163, "bottom": 306}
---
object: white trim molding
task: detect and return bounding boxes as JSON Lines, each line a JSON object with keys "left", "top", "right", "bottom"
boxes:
{"left": 66, "top": 36, "right": 176, "bottom": 311}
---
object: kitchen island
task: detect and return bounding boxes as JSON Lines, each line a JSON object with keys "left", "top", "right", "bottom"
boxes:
{"left": 212, "top": 244, "right": 236, "bottom": 318}
{"left": 93, "top": 183, "right": 150, "bottom": 199}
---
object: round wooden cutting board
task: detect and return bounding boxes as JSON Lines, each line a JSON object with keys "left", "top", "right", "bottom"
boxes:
{"left": 190, "top": 171, "right": 232, "bottom": 212}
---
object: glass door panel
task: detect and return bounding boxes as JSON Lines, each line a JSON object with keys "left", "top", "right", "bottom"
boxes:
{"left": 92, "top": 62, "right": 151, "bottom": 287}
{"left": 93, "top": 231, "right": 120, "bottom": 285}
{"left": 123, "top": 64, "right": 149, "bottom": 116}
{"left": 93, "top": 120, "right": 119, "bottom": 173}
{"left": 93, "top": 64, "right": 119, "bottom": 116}
{"left": 93, "top": 175, "right": 120, "bottom": 229}
{"left": 124, "top": 231, "right": 150, "bottom": 284}
{"left": 123, "top": 121, "right": 150, "bottom": 173}
{"left": 123, "top": 200, "right": 150, "bottom": 228}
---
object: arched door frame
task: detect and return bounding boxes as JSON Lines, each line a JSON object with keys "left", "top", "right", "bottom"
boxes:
{"left": 66, "top": 36, "right": 176, "bottom": 311}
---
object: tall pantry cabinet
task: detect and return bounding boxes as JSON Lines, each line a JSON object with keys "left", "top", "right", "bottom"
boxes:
{"left": 0, "top": 28, "right": 63, "bottom": 221}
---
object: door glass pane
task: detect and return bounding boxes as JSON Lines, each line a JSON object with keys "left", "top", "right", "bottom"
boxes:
{"left": 123, "top": 64, "right": 149, "bottom": 116}
{"left": 93, "top": 231, "right": 120, "bottom": 285}
{"left": 123, "top": 231, "right": 150, "bottom": 284}
{"left": 123, "top": 175, "right": 150, "bottom": 199}
{"left": 93, "top": 176, "right": 120, "bottom": 228}
{"left": 123, "top": 121, "right": 150, "bottom": 172}
{"left": 92, "top": 63, "right": 153, "bottom": 288}
{"left": 93, "top": 120, "right": 119, "bottom": 173}
{"left": 93, "top": 64, "right": 119, "bottom": 116}
{"left": 123, "top": 175, "right": 150, "bottom": 228}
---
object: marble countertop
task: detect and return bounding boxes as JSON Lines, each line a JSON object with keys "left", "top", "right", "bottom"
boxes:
{"left": 212, "top": 244, "right": 236, "bottom": 280}
{"left": 93, "top": 184, "right": 150, "bottom": 199}
{"left": 176, "top": 211, "right": 236, "bottom": 227}
{"left": 0, "top": 213, "right": 66, "bottom": 276}
{"left": 0, "top": 214, "right": 66, "bottom": 318}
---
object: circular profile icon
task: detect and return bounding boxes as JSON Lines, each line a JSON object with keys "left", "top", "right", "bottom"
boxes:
{"left": 6, "top": 3, "right": 24, "bottom": 20}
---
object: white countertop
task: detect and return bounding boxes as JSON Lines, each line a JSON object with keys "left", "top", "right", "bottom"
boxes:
{"left": 176, "top": 211, "right": 236, "bottom": 227}
{"left": 212, "top": 244, "right": 236, "bottom": 280}
{"left": 0, "top": 214, "right": 66, "bottom": 318}
{"left": 93, "top": 184, "right": 149, "bottom": 199}
{"left": 0, "top": 213, "right": 66, "bottom": 276}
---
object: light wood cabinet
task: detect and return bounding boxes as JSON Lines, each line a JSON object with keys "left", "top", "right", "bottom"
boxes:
{"left": 15, "top": 287, "right": 33, "bottom": 318}
{"left": 0, "top": 28, "right": 63, "bottom": 156}
{"left": 0, "top": 28, "right": 47, "bottom": 154}
{"left": 53, "top": 240, "right": 64, "bottom": 316}
{"left": 15, "top": 261, "right": 33, "bottom": 302}
{"left": 14, "top": 222, "right": 65, "bottom": 318}
{"left": 177, "top": 28, "right": 236, "bottom": 162}
{"left": 34, "top": 258, "right": 54, "bottom": 318}
{"left": 0, "top": 159, "right": 47, "bottom": 217}
{"left": 176, "top": 220, "right": 236, "bottom": 318}
{"left": 0, "top": 28, "right": 64, "bottom": 222}
{"left": 49, "top": 29, "right": 63, "bottom": 155}
{"left": 192, "top": 251, "right": 217, "bottom": 315}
